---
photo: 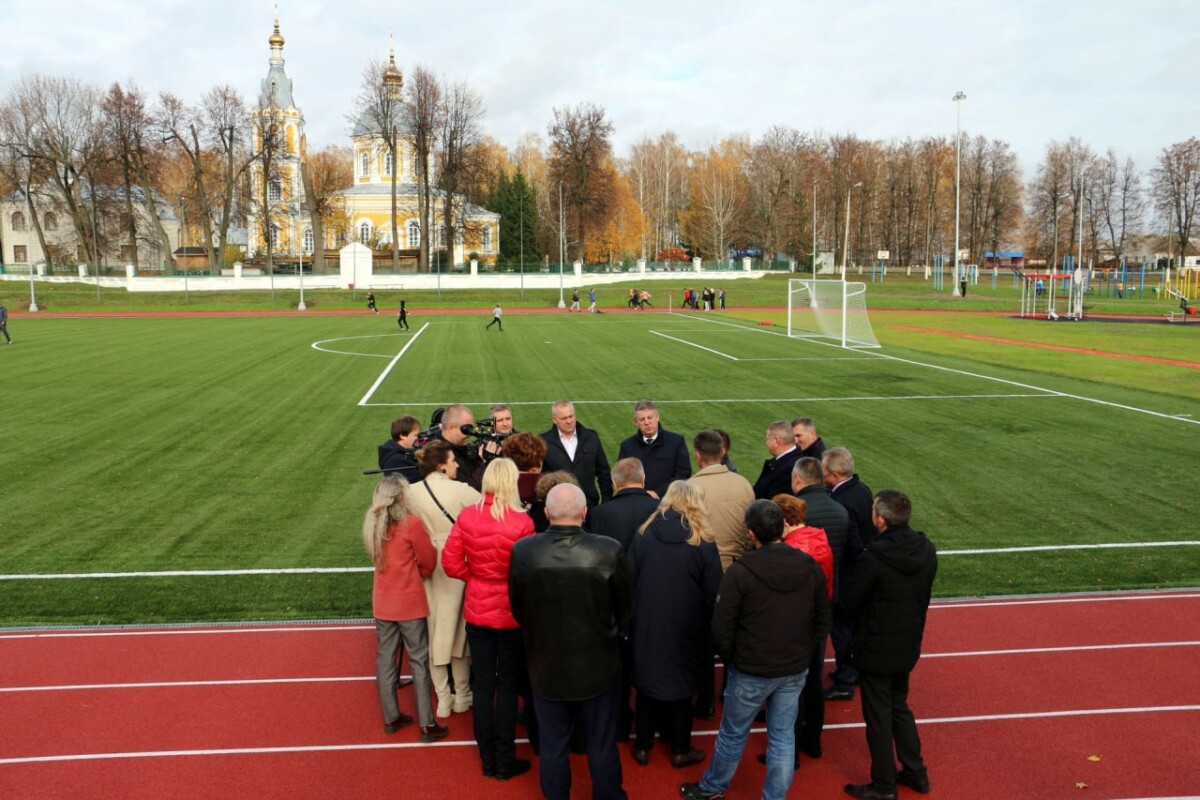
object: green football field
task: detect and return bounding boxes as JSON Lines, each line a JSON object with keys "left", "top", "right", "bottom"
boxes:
{"left": 2, "top": 302, "right": 1197, "bottom": 626}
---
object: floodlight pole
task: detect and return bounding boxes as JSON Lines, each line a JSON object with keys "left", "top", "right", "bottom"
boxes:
{"left": 519, "top": 191, "right": 525, "bottom": 299}
{"left": 953, "top": 90, "right": 966, "bottom": 296}
{"left": 558, "top": 180, "right": 566, "bottom": 309}
{"left": 28, "top": 244, "right": 38, "bottom": 311}
{"left": 296, "top": 200, "right": 306, "bottom": 311}
{"left": 180, "top": 196, "right": 190, "bottom": 304}
{"left": 842, "top": 181, "right": 862, "bottom": 280}
{"left": 812, "top": 180, "right": 819, "bottom": 280}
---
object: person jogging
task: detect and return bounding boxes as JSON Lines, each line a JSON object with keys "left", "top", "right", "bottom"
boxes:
{"left": 398, "top": 300, "right": 410, "bottom": 331}
{"left": 486, "top": 303, "right": 503, "bottom": 332}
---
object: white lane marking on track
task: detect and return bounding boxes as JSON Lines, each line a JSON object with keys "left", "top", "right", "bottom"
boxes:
{"left": 932, "top": 592, "right": 1200, "bottom": 609}
{"left": 0, "top": 567, "right": 371, "bottom": 581}
{"left": 3, "top": 705, "right": 1196, "bottom": 765}
{"left": 671, "top": 311, "right": 1200, "bottom": 425}
{"left": 357, "top": 323, "right": 428, "bottom": 406}
{"left": 0, "top": 625, "right": 372, "bottom": 640}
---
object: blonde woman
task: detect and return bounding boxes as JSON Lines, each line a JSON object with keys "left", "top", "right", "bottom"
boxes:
{"left": 409, "top": 441, "right": 482, "bottom": 718}
{"left": 362, "top": 475, "right": 446, "bottom": 742}
{"left": 443, "top": 458, "right": 536, "bottom": 780}
{"left": 628, "top": 480, "right": 722, "bottom": 768}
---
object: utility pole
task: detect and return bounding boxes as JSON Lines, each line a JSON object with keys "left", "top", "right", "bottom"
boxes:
{"left": 953, "top": 90, "right": 966, "bottom": 296}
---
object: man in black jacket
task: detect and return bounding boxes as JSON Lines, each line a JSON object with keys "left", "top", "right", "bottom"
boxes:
{"left": 753, "top": 420, "right": 803, "bottom": 500}
{"left": 509, "top": 484, "right": 634, "bottom": 800}
{"left": 540, "top": 400, "right": 613, "bottom": 507}
{"left": 790, "top": 456, "right": 851, "bottom": 759}
{"left": 791, "top": 417, "right": 828, "bottom": 461}
{"left": 843, "top": 490, "right": 937, "bottom": 800}
{"left": 377, "top": 415, "right": 422, "bottom": 483}
{"left": 587, "top": 458, "right": 660, "bottom": 556}
{"left": 823, "top": 446, "right": 873, "bottom": 701}
{"left": 616, "top": 400, "right": 691, "bottom": 497}
{"left": 681, "top": 500, "right": 831, "bottom": 800}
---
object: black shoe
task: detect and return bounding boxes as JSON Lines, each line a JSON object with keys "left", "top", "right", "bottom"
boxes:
{"left": 482, "top": 764, "right": 496, "bottom": 778}
{"left": 755, "top": 752, "right": 799, "bottom": 770}
{"left": 495, "top": 758, "right": 531, "bottom": 781}
{"left": 418, "top": 722, "right": 449, "bottom": 743}
{"left": 693, "top": 701, "right": 716, "bottom": 720}
{"left": 824, "top": 686, "right": 854, "bottom": 701}
{"left": 383, "top": 712, "right": 414, "bottom": 734}
{"left": 843, "top": 783, "right": 896, "bottom": 800}
{"left": 632, "top": 747, "right": 650, "bottom": 766}
{"left": 897, "top": 770, "right": 931, "bottom": 794}
{"left": 671, "top": 749, "right": 706, "bottom": 769}
{"left": 799, "top": 741, "right": 822, "bottom": 759}
{"left": 679, "top": 783, "right": 724, "bottom": 800}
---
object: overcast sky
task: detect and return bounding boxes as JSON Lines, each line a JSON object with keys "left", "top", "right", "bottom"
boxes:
{"left": 3, "top": 0, "right": 1196, "bottom": 178}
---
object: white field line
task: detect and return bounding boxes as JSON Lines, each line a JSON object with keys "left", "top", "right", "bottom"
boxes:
{"left": 309, "top": 333, "right": 412, "bottom": 358}
{"left": 356, "top": 323, "right": 428, "bottom": 406}
{"left": 365, "top": 393, "right": 1057, "bottom": 409}
{"left": 4, "top": 640, "right": 1195, "bottom": 695}
{"left": 2, "top": 705, "right": 1195, "bottom": 765}
{"left": 649, "top": 330, "right": 739, "bottom": 360}
{"left": 4, "top": 541, "right": 1194, "bottom": 582}
{"left": 671, "top": 311, "right": 1200, "bottom": 426}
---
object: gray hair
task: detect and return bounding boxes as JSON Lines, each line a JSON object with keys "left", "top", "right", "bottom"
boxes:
{"left": 633, "top": 399, "right": 658, "bottom": 416}
{"left": 822, "top": 446, "right": 855, "bottom": 477}
{"left": 611, "top": 457, "right": 646, "bottom": 487}
{"left": 545, "top": 483, "right": 587, "bottom": 522}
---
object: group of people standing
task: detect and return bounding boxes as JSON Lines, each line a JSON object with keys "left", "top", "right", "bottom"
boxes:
{"left": 365, "top": 401, "right": 938, "bottom": 800}
{"left": 680, "top": 287, "right": 724, "bottom": 310}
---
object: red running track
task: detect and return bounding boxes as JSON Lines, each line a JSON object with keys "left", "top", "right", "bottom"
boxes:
{"left": 1, "top": 591, "right": 1198, "bottom": 799}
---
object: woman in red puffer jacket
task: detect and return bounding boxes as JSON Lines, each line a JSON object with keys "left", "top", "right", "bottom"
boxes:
{"left": 443, "top": 457, "right": 535, "bottom": 781}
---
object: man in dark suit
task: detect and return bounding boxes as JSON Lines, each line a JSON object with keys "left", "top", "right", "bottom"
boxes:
{"left": 616, "top": 400, "right": 690, "bottom": 497}
{"left": 843, "top": 490, "right": 937, "bottom": 800}
{"left": 791, "top": 417, "right": 828, "bottom": 461}
{"left": 822, "top": 446, "right": 873, "bottom": 701}
{"left": 753, "top": 420, "right": 803, "bottom": 500}
{"left": 540, "top": 400, "right": 613, "bottom": 508}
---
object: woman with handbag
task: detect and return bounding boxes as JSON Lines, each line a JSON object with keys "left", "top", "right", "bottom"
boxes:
{"left": 409, "top": 441, "right": 481, "bottom": 718}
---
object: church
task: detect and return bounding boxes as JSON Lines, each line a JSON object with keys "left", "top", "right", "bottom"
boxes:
{"left": 246, "top": 18, "right": 499, "bottom": 269}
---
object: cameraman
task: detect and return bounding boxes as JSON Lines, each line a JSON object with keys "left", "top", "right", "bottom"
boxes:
{"left": 378, "top": 415, "right": 422, "bottom": 483}
{"left": 437, "top": 404, "right": 485, "bottom": 491}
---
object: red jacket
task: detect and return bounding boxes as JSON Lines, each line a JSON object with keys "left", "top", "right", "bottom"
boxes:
{"left": 373, "top": 515, "right": 438, "bottom": 621}
{"left": 442, "top": 495, "right": 535, "bottom": 629}
{"left": 783, "top": 525, "right": 834, "bottom": 599}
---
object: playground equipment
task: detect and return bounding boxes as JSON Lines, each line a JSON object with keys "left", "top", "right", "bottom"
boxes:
{"left": 1017, "top": 267, "right": 1087, "bottom": 320}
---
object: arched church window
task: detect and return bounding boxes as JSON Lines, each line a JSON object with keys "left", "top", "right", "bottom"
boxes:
{"left": 44, "top": 212, "right": 58, "bottom": 231}
{"left": 482, "top": 226, "right": 492, "bottom": 253}
{"left": 407, "top": 221, "right": 420, "bottom": 249}
{"left": 361, "top": 151, "right": 370, "bottom": 177}
{"left": 11, "top": 211, "right": 26, "bottom": 231}
{"left": 359, "top": 221, "right": 372, "bottom": 245}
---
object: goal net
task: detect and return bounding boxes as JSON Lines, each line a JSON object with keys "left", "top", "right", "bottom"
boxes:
{"left": 786, "top": 279, "right": 880, "bottom": 348}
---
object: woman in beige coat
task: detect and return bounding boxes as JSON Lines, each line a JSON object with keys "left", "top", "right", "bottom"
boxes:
{"left": 409, "top": 441, "right": 482, "bottom": 718}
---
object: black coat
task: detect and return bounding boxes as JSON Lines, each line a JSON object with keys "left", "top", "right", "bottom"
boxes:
{"left": 627, "top": 511, "right": 722, "bottom": 701}
{"left": 540, "top": 423, "right": 613, "bottom": 507}
{"left": 796, "top": 484, "right": 850, "bottom": 602}
{"left": 617, "top": 427, "right": 691, "bottom": 497}
{"left": 830, "top": 473, "right": 873, "bottom": 567}
{"left": 377, "top": 441, "right": 421, "bottom": 483}
{"left": 508, "top": 525, "right": 634, "bottom": 701}
{"left": 753, "top": 447, "right": 803, "bottom": 500}
{"left": 712, "top": 542, "right": 831, "bottom": 678}
{"left": 799, "top": 437, "right": 828, "bottom": 461}
{"left": 587, "top": 488, "right": 661, "bottom": 555}
{"left": 845, "top": 524, "right": 937, "bottom": 674}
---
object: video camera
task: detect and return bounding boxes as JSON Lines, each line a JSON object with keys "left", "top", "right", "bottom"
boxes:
{"left": 461, "top": 418, "right": 511, "bottom": 447}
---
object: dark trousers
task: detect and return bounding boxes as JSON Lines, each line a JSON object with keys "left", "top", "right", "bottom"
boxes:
{"left": 829, "top": 603, "right": 858, "bottom": 690}
{"left": 619, "top": 635, "right": 634, "bottom": 738}
{"left": 634, "top": 694, "right": 693, "bottom": 754}
{"left": 486, "top": 316, "right": 502, "bottom": 330}
{"left": 0, "top": 321, "right": 9, "bottom": 343}
{"left": 858, "top": 670, "right": 927, "bottom": 791}
{"left": 533, "top": 686, "right": 627, "bottom": 800}
{"left": 465, "top": 623, "right": 523, "bottom": 771}
{"left": 796, "top": 635, "right": 827, "bottom": 752}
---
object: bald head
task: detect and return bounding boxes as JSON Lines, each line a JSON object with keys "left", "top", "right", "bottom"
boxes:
{"left": 545, "top": 483, "right": 587, "bottom": 525}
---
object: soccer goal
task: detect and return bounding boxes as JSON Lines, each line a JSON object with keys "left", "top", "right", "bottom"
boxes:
{"left": 786, "top": 279, "right": 881, "bottom": 348}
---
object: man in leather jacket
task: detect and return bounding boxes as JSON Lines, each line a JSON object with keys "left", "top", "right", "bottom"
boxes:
{"left": 509, "top": 483, "right": 634, "bottom": 800}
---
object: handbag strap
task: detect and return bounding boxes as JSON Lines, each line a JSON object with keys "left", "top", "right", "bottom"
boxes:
{"left": 423, "top": 480, "right": 456, "bottom": 523}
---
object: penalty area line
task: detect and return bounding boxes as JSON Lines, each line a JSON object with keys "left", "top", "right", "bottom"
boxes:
{"left": 357, "top": 323, "right": 428, "bottom": 406}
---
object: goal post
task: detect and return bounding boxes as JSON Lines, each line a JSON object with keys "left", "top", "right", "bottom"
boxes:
{"left": 786, "top": 279, "right": 881, "bottom": 348}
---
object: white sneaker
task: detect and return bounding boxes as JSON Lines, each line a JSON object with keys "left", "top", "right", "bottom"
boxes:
{"left": 452, "top": 692, "right": 473, "bottom": 713}
{"left": 436, "top": 691, "right": 452, "bottom": 718}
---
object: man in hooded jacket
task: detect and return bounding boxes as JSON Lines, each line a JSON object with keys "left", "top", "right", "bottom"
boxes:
{"left": 842, "top": 490, "right": 937, "bottom": 800}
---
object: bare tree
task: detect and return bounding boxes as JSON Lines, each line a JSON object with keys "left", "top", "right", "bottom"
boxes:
{"left": 405, "top": 66, "right": 442, "bottom": 271}
{"left": 1093, "top": 149, "right": 1145, "bottom": 265}
{"left": 437, "top": 78, "right": 485, "bottom": 262}
{"left": 627, "top": 132, "right": 689, "bottom": 261}
{"left": 548, "top": 103, "right": 616, "bottom": 262}
{"left": 746, "top": 126, "right": 810, "bottom": 262}
{"left": 349, "top": 53, "right": 407, "bottom": 270}
{"left": 1152, "top": 138, "right": 1200, "bottom": 262}
{"left": 681, "top": 137, "right": 750, "bottom": 262}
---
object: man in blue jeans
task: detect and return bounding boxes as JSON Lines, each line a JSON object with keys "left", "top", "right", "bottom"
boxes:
{"left": 681, "top": 500, "right": 832, "bottom": 800}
